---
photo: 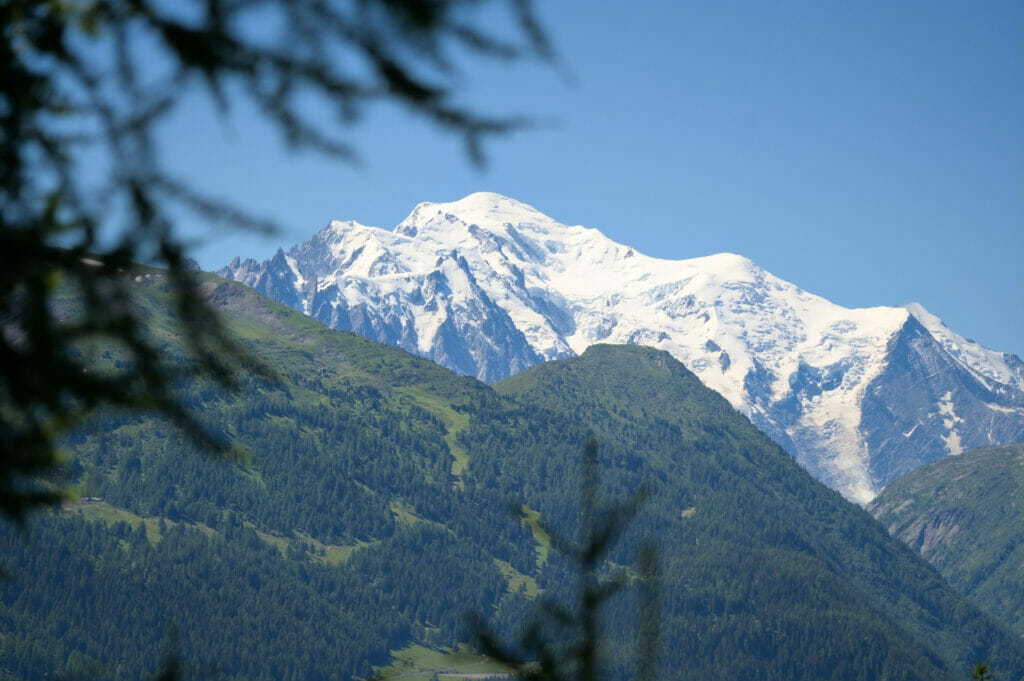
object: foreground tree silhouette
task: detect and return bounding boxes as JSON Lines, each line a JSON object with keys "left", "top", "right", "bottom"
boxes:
{"left": 1, "top": 0, "right": 550, "bottom": 519}
{"left": 469, "top": 437, "right": 660, "bottom": 681}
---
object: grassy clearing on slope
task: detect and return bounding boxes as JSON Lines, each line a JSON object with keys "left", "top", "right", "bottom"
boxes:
{"left": 396, "top": 386, "right": 472, "bottom": 482}
{"left": 67, "top": 501, "right": 373, "bottom": 565}
{"left": 66, "top": 500, "right": 164, "bottom": 544}
{"left": 519, "top": 504, "right": 550, "bottom": 569}
{"left": 293, "top": 530, "right": 372, "bottom": 565}
{"left": 390, "top": 499, "right": 425, "bottom": 526}
{"left": 251, "top": 526, "right": 290, "bottom": 556}
{"left": 374, "top": 643, "right": 511, "bottom": 681}
{"left": 493, "top": 558, "right": 539, "bottom": 598}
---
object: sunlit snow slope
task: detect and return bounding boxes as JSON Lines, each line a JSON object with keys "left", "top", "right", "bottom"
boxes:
{"left": 219, "top": 193, "right": 1024, "bottom": 502}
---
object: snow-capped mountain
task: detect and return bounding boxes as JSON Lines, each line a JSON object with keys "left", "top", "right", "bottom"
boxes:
{"left": 218, "top": 192, "right": 1024, "bottom": 502}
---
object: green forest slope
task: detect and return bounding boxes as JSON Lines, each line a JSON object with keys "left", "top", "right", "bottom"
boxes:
{"left": 0, "top": 274, "right": 1020, "bottom": 681}
{"left": 869, "top": 442, "right": 1024, "bottom": 637}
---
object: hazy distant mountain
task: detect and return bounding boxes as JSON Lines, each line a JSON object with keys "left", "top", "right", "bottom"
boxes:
{"left": 218, "top": 192, "right": 1024, "bottom": 502}
{"left": 869, "top": 442, "right": 1024, "bottom": 637}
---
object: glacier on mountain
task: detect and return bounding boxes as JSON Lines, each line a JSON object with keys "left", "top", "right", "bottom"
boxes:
{"left": 218, "top": 192, "right": 1024, "bottom": 503}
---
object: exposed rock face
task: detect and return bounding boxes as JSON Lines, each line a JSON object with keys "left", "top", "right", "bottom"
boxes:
{"left": 868, "top": 443, "right": 1024, "bottom": 636}
{"left": 860, "top": 316, "right": 1024, "bottom": 486}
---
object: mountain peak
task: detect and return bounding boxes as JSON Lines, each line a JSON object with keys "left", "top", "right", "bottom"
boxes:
{"left": 416, "top": 191, "right": 541, "bottom": 220}
{"left": 219, "top": 194, "right": 1024, "bottom": 503}
{"left": 396, "top": 192, "right": 589, "bottom": 242}
{"left": 903, "top": 301, "right": 1024, "bottom": 390}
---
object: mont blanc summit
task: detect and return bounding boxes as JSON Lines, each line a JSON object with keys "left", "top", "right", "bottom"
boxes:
{"left": 219, "top": 192, "right": 1024, "bottom": 502}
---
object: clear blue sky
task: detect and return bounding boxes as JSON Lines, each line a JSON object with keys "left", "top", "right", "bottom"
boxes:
{"left": 163, "top": 1, "right": 1024, "bottom": 358}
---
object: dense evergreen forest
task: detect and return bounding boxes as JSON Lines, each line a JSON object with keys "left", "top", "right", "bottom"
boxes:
{"left": 1, "top": 276, "right": 1021, "bottom": 681}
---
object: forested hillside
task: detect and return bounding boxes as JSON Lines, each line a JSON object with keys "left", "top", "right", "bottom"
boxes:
{"left": 1, "top": 273, "right": 1021, "bottom": 681}
{"left": 869, "top": 442, "right": 1024, "bottom": 637}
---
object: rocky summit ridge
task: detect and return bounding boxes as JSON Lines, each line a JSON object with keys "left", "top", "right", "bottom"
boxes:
{"left": 218, "top": 192, "right": 1024, "bottom": 502}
